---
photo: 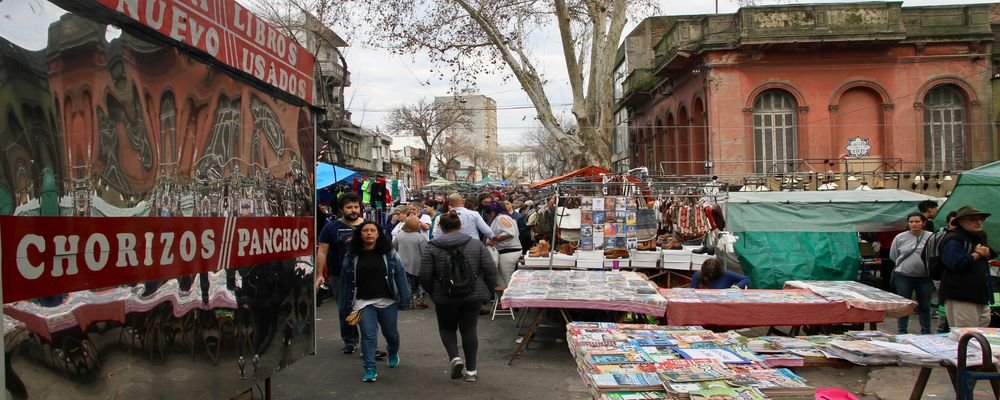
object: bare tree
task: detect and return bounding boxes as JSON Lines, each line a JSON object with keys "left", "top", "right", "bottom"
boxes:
{"left": 349, "top": 0, "right": 658, "bottom": 167}
{"left": 527, "top": 127, "right": 573, "bottom": 178}
{"left": 435, "top": 134, "right": 474, "bottom": 178}
{"left": 386, "top": 99, "right": 472, "bottom": 182}
{"left": 491, "top": 152, "right": 520, "bottom": 181}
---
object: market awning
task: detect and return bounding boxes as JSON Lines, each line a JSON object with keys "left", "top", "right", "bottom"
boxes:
{"left": 530, "top": 165, "right": 611, "bottom": 189}
{"left": 724, "top": 189, "right": 941, "bottom": 232}
{"left": 316, "top": 162, "right": 358, "bottom": 188}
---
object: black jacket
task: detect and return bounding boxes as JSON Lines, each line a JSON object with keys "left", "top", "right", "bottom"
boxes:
{"left": 419, "top": 232, "right": 498, "bottom": 305}
{"left": 939, "top": 226, "right": 993, "bottom": 305}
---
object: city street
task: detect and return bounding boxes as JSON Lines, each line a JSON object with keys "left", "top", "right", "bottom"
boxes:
{"left": 271, "top": 299, "right": 992, "bottom": 400}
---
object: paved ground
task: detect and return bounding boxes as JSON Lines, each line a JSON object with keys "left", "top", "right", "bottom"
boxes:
{"left": 270, "top": 301, "right": 998, "bottom": 400}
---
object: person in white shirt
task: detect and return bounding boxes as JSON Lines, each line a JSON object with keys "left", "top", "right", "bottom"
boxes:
{"left": 432, "top": 193, "right": 494, "bottom": 241}
{"left": 484, "top": 201, "right": 521, "bottom": 289}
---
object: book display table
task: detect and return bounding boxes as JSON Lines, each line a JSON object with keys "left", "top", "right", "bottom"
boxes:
{"left": 659, "top": 288, "right": 888, "bottom": 328}
{"left": 500, "top": 270, "right": 668, "bottom": 364}
{"left": 783, "top": 280, "right": 917, "bottom": 318}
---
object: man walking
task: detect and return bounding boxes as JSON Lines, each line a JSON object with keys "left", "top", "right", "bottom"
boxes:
{"left": 433, "top": 193, "right": 494, "bottom": 241}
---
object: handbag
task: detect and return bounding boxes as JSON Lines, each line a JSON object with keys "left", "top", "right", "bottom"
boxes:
{"left": 346, "top": 309, "right": 362, "bottom": 326}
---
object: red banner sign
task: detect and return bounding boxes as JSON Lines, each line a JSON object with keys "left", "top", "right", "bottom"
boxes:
{"left": 0, "top": 216, "right": 312, "bottom": 303}
{"left": 95, "top": 0, "right": 315, "bottom": 103}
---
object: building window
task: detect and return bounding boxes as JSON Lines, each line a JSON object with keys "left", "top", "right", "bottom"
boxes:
{"left": 923, "top": 84, "right": 966, "bottom": 171}
{"left": 752, "top": 90, "right": 798, "bottom": 173}
{"left": 613, "top": 61, "right": 626, "bottom": 102}
{"left": 614, "top": 109, "right": 627, "bottom": 154}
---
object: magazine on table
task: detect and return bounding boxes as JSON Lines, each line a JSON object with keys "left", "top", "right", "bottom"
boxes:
{"left": 657, "top": 359, "right": 735, "bottom": 382}
{"left": 674, "top": 347, "right": 752, "bottom": 364}
{"left": 590, "top": 372, "right": 664, "bottom": 391}
{"left": 688, "top": 386, "right": 768, "bottom": 400}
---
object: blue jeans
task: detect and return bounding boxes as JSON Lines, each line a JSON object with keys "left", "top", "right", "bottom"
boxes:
{"left": 332, "top": 276, "right": 358, "bottom": 347}
{"left": 893, "top": 274, "right": 934, "bottom": 334}
{"left": 359, "top": 303, "right": 400, "bottom": 369}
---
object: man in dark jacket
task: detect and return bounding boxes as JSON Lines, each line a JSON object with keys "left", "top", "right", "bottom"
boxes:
{"left": 419, "top": 211, "right": 498, "bottom": 383}
{"left": 939, "top": 205, "right": 995, "bottom": 328}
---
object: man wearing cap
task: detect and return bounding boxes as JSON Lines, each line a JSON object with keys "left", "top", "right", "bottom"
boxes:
{"left": 387, "top": 204, "right": 411, "bottom": 239}
{"left": 939, "top": 205, "right": 996, "bottom": 328}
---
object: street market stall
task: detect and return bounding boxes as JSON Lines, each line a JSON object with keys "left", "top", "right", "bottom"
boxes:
{"left": 724, "top": 189, "right": 940, "bottom": 288}
{"left": 935, "top": 160, "right": 1000, "bottom": 250}
{"left": 500, "top": 270, "right": 668, "bottom": 364}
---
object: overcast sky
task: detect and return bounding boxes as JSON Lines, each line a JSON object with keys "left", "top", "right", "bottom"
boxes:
{"left": 339, "top": 0, "right": 996, "bottom": 146}
{"left": 1, "top": 0, "right": 994, "bottom": 147}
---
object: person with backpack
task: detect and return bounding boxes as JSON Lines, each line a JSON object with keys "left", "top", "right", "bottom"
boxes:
{"left": 888, "top": 212, "right": 933, "bottom": 334}
{"left": 927, "top": 211, "right": 958, "bottom": 333}
{"left": 939, "top": 205, "right": 996, "bottom": 328}
{"left": 420, "top": 211, "right": 498, "bottom": 383}
{"left": 341, "top": 221, "right": 411, "bottom": 382}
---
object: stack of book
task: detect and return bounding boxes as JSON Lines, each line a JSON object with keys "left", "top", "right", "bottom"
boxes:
{"left": 825, "top": 339, "right": 901, "bottom": 365}
{"left": 949, "top": 327, "right": 1000, "bottom": 349}
{"left": 567, "top": 322, "right": 816, "bottom": 399}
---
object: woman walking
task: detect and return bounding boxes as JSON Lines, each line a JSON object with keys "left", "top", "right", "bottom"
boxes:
{"left": 485, "top": 201, "right": 521, "bottom": 289}
{"left": 393, "top": 216, "right": 429, "bottom": 309}
{"left": 889, "top": 212, "right": 933, "bottom": 334}
{"left": 341, "top": 221, "right": 411, "bottom": 382}
{"left": 420, "top": 211, "right": 498, "bottom": 382}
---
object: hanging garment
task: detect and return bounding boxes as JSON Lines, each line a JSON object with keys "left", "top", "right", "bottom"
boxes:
{"left": 361, "top": 179, "right": 372, "bottom": 205}
{"left": 373, "top": 178, "right": 387, "bottom": 208}
{"left": 398, "top": 181, "right": 408, "bottom": 203}
{"left": 391, "top": 180, "right": 399, "bottom": 201}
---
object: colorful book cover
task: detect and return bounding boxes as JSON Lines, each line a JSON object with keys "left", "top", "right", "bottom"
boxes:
{"left": 674, "top": 347, "right": 752, "bottom": 364}
{"left": 593, "top": 211, "right": 606, "bottom": 224}
{"left": 592, "top": 197, "right": 605, "bottom": 211}
{"left": 581, "top": 225, "right": 594, "bottom": 237}
{"left": 657, "top": 359, "right": 734, "bottom": 382}
{"left": 591, "top": 373, "right": 663, "bottom": 389}
{"left": 582, "top": 211, "right": 594, "bottom": 224}
{"left": 605, "top": 197, "right": 615, "bottom": 211}
{"left": 605, "top": 237, "right": 618, "bottom": 249}
{"left": 689, "top": 386, "right": 768, "bottom": 400}
{"left": 604, "top": 223, "right": 618, "bottom": 237}
{"left": 600, "top": 391, "right": 670, "bottom": 400}
{"left": 582, "top": 196, "right": 594, "bottom": 210}
{"left": 580, "top": 237, "right": 595, "bottom": 251}
{"left": 626, "top": 211, "right": 637, "bottom": 225}
{"left": 663, "top": 380, "right": 730, "bottom": 394}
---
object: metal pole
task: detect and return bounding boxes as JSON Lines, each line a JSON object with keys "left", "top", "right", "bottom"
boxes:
{"left": 548, "top": 184, "right": 560, "bottom": 270}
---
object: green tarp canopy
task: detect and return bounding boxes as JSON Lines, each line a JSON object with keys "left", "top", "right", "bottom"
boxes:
{"left": 935, "top": 161, "right": 1000, "bottom": 250}
{"left": 725, "top": 189, "right": 941, "bottom": 289}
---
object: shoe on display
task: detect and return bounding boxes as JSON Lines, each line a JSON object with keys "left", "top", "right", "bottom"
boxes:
{"left": 450, "top": 357, "right": 464, "bottom": 379}
{"left": 362, "top": 367, "right": 377, "bottom": 382}
{"left": 388, "top": 354, "right": 400, "bottom": 368}
{"left": 463, "top": 369, "right": 478, "bottom": 382}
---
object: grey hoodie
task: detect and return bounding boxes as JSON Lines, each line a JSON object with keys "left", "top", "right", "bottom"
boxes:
{"left": 419, "top": 232, "right": 498, "bottom": 305}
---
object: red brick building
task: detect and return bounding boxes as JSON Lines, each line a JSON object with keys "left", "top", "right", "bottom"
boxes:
{"left": 615, "top": 2, "right": 998, "bottom": 191}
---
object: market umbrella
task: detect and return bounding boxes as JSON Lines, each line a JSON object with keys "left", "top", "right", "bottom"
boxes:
{"left": 316, "top": 162, "right": 358, "bottom": 189}
{"left": 424, "top": 177, "right": 456, "bottom": 188}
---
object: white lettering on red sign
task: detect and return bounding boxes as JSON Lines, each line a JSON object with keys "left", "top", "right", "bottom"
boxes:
{"left": 16, "top": 230, "right": 217, "bottom": 281}
{"left": 102, "top": 0, "right": 314, "bottom": 103}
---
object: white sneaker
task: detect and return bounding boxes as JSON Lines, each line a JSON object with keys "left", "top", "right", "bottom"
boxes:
{"left": 463, "top": 368, "right": 477, "bottom": 382}
{"left": 449, "top": 357, "right": 464, "bottom": 379}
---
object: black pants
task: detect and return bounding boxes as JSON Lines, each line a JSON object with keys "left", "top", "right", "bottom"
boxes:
{"left": 433, "top": 300, "right": 482, "bottom": 371}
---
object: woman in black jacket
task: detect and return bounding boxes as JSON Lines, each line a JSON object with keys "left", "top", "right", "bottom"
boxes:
{"left": 419, "top": 211, "right": 498, "bottom": 383}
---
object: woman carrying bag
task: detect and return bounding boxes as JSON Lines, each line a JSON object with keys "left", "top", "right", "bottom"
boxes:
{"left": 341, "top": 221, "right": 411, "bottom": 382}
{"left": 889, "top": 212, "right": 933, "bottom": 334}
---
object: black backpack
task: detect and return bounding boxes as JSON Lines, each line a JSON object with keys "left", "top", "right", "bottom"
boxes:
{"left": 440, "top": 246, "right": 478, "bottom": 297}
{"left": 924, "top": 230, "right": 957, "bottom": 280}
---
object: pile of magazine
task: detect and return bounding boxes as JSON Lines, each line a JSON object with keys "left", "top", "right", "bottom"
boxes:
{"left": 566, "top": 322, "right": 815, "bottom": 400}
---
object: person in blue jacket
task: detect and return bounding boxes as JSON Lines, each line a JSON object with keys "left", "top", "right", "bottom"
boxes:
{"left": 341, "top": 221, "right": 411, "bottom": 382}
{"left": 691, "top": 259, "right": 751, "bottom": 289}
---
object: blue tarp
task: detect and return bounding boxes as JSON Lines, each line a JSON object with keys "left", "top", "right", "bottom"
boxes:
{"left": 316, "top": 163, "right": 358, "bottom": 188}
